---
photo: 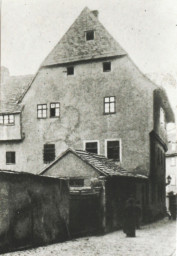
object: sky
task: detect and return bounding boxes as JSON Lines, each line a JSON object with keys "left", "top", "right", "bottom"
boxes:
{"left": 1, "top": 0, "right": 177, "bottom": 115}
{"left": 1, "top": 0, "right": 177, "bottom": 75}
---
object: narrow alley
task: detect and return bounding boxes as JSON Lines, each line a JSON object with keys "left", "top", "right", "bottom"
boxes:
{"left": 3, "top": 218, "right": 176, "bottom": 256}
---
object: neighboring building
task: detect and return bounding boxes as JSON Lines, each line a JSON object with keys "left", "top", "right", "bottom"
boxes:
{"left": 0, "top": 67, "right": 33, "bottom": 141}
{"left": 0, "top": 8, "right": 175, "bottom": 219}
{"left": 40, "top": 148, "right": 148, "bottom": 229}
{"left": 40, "top": 148, "right": 147, "bottom": 186}
{"left": 166, "top": 126, "right": 177, "bottom": 195}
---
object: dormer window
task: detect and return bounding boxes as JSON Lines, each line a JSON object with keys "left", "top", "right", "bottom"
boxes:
{"left": 86, "top": 30, "right": 94, "bottom": 41}
{"left": 67, "top": 66, "right": 74, "bottom": 75}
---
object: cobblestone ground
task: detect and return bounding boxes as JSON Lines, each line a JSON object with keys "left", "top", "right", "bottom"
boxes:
{"left": 2, "top": 218, "right": 176, "bottom": 256}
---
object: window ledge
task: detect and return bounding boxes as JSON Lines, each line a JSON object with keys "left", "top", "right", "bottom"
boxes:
{"left": 103, "top": 112, "right": 116, "bottom": 115}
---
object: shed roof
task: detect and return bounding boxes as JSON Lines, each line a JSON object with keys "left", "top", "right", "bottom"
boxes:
{"left": 40, "top": 148, "right": 148, "bottom": 179}
{"left": 42, "top": 7, "right": 126, "bottom": 67}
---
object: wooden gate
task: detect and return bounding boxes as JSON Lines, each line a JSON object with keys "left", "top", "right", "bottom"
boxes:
{"left": 69, "top": 191, "right": 101, "bottom": 237}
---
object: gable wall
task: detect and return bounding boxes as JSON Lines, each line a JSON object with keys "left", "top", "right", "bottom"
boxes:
{"left": 43, "top": 152, "right": 100, "bottom": 186}
{"left": 0, "top": 56, "right": 154, "bottom": 174}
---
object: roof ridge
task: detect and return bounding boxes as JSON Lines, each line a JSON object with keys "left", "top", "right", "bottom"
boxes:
{"left": 40, "top": 147, "right": 148, "bottom": 179}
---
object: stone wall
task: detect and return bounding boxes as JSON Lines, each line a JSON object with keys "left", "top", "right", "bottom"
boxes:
{"left": 0, "top": 171, "right": 69, "bottom": 253}
{"left": 42, "top": 151, "right": 100, "bottom": 186}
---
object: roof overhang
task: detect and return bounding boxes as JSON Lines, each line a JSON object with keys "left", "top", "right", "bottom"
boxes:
{"left": 39, "top": 148, "right": 148, "bottom": 179}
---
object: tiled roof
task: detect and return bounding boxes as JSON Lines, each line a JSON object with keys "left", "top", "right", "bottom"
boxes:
{"left": 0, "top": 71, "right": 33, "bottom": 113}
{"left": 40, "top": 148, "right": 148, "bottom": 179}
{"left": 42, "top": 7, "right": 126, "bottom": 67}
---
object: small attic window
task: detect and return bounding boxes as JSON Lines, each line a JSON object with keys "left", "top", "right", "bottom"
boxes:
{"left": 103, "top": 62, "right": 111, "bottom": 72}
{"left": 67, "top": 66, "right": 74, "bottom": 75}
{"left": 86, "top": 30, "right": 94, "bottom": 41}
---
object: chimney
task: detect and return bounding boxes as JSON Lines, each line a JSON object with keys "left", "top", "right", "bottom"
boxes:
{"left": 91, "top": 10, "right": 99, "bottom": 18}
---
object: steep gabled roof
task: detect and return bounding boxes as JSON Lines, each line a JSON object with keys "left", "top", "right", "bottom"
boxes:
{"left": 42, "top": 7, "right": 126, "bottom": 67}
{"left": 0, "top": 68, "right": 33, "bottom": 113}
{"left": 40, "top": 148, "right": 148, "bottom": 179}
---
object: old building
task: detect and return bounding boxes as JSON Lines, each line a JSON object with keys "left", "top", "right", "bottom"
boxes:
{"left": 165, "top": 125, "right": 177, "bottom": 218}
{"left": 40, "top": 148, "right": 148, "bottom": 231}
{"left": 0, "top": 7, "right": 174, "bottom": 219}
{"left": 166, "top": 126, "right": 177, "bottom": 195}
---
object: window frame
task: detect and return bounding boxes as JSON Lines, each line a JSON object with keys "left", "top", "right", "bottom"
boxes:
{"left": 104, "top": 96, "right": 116, "bottom": 114}
{"left": 0, "top": 114, "right": 15, "bottom": 125}
{"left": 85, "top": 30, "right": 94, "bottom": 41}
{"left": 6, "top": 151, "right": 16, "bottom": 165}
{"left": 50, "top": 102, "right": 60, "bottom": 118}
{"left": 67, "top": 66, "right": 74, "bottom": 76}
{"left": 105, "top": 139, "right": 122, "bottom": 162}
{"left": 103, "top": 62, "right": 111, "bottom": 72}
{"left": 83, "top": 140, "right": 100, "bottom": 154}
{"left": 43, "top": 144, "right": 55, "bottom": 164}
{"left": 37, "top": 104, "right": 47, "bottom": 119}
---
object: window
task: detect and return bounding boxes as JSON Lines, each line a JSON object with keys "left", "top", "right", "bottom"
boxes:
{"left": 37, "top": 104, "right": 47, "bottom": 118}
{"left": 160, "top": 107, "right": 166, "bottom": 128}
{"left": 6, "top": 152, "right": 15, "bottom": 164}
{"left": 106, "top": 140, "right": 120, "bottom": 161}
{"left": 171, "top": 143, "right": 176, "bottom": 151}
{"left": 50, "top": 103, "right": 60, "bottom": 117}
{"left": 103, "top": 62, "right": 111, "bottom": 72}
{"left": 171, "top": 157, "right": 176, "bottom": 166}
{"left": 0, "top": 114, "right": 14, "bottom": 125}
{"left": 85, "top": 142, "right": 98, "bottom": 154}
{"left": 104, "top": 96, "right": 116, "bottom": 114}
{"left": 67, "top": 66, "right": 74, "bottom": 75}
{"left": 69, "top": 179, "right": 84, "bottom": 187}
{"left": 86, "top": 30, "right": 94, "bottom": 40}
{"left": 43, "top": 144, "right": 55, "bottom": 163}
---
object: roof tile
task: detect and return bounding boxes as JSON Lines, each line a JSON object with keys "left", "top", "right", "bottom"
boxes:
{"left": 40, "top": 148, "right": 148, "bottom": 179}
